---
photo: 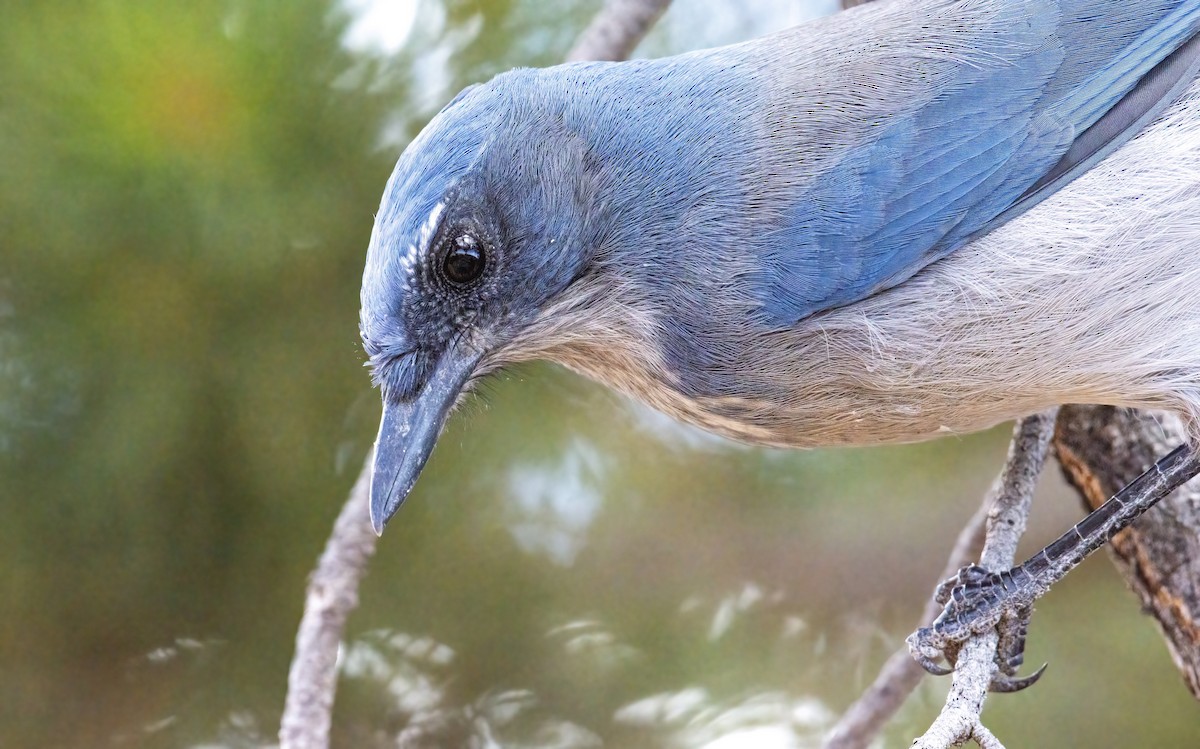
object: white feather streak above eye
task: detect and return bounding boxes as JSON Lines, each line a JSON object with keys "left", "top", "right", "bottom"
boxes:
{"left": 399, "top": 201, "right": 446, "bottom": 288}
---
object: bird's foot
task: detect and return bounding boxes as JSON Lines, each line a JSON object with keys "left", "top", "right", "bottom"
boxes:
{"left": 906, "top": 564, "right": 1047, "bottom": 692}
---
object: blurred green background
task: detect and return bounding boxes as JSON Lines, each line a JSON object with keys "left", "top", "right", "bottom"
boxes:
{"left": 2, "top": 0, "right": 1197, "bottom": 746}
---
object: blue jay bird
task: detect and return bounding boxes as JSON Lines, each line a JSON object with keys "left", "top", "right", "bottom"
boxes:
{"left": 360, "top": 0, "right": 1200, "bottom": 684}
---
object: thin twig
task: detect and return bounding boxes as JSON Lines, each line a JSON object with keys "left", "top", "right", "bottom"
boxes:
{"left": 911, "top": 409, "right": 1058, "bottom": 749}
{"left": 825, "top": 412, "right": 1055, "bottom": 749}
{"left": 278, "top": 4, "right": 674, "bottom": 747}
{"left": 823, "top": 503, "right": 987, "bottom": 749}
{"left": 280, "top": 462, "right": 376, "bottom": 749}
{"left": 566, "top": 0, "right": 673, "bottom": 62}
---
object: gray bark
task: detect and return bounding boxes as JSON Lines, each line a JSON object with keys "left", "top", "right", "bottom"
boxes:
{"left": 1054, "top": 405, "right": 1200, "bottom": 699}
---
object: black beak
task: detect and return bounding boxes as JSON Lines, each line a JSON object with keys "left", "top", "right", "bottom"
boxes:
{"left": 370, "top": 344, "right": 483, "bottom": 534}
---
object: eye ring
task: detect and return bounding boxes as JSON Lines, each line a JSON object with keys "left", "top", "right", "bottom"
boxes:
{"left": 441, "top": 232, "right": 487, "bottom": 286}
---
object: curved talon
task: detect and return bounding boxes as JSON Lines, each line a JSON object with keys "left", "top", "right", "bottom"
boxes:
{"left": 989, "top": 662, "right": 1048, "bottom": 693}
{"left": 917, "top": 655, "right": 955, "bottom": 676}
{"left": 907, "top": 629, "right": 955, "bottom": 676}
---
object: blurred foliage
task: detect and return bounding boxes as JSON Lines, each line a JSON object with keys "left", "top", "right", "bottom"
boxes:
{"left": 1, "top": 1, "right": 1197, "bottom": 747}
{"left": 0, "top": 0, "right": 446, "bottom": 742}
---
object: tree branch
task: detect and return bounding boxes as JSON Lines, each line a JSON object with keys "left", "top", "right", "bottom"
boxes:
{"left": 279, "top": 462, "right": 376, "bottom": 749}
{"left": 910, "top": 410, "right": 1057, "bottom": 749}
{"left": 1053, "top": 405, "right": 1200, "bottom": 698}
{"left": 823, "top": 503, "right": 987, "bottom": 749}
{"left": 566, "top": 0, "right": 672, "bottom": 62}
{"left": 826, "top": 412, "right": 1057, "bottom": 749}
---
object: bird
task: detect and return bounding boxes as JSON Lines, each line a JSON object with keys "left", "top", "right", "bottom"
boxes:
{"left": 359, "top": 0, "right": 1200, "bottom": 682}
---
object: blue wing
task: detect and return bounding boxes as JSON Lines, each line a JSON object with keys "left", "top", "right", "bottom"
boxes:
{"left": 758, "top": 0, "right": 1200, "bottom": 326}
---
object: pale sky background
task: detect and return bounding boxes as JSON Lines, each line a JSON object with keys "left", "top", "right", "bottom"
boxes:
{"left": 339, "top": 0, "right": 841, "bottom": 58}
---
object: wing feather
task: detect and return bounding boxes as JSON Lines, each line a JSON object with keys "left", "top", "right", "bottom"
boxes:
{"left": 757, "top": 0, "right": 1200, "bottom": 326}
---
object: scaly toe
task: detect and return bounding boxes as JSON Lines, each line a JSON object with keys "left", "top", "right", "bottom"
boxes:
{"left": 988, "top": 662, "right": 1048, "bottom": 693}
{"left": 907, "top": 629, "right": 955, "bottom": 676}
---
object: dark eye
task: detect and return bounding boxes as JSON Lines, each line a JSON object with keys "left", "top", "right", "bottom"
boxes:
{"left": 442, "top": 232, "right": 486, "bottom": 286}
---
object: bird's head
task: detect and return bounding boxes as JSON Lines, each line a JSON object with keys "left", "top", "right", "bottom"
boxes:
{"left": 360, "top": 75, "right": 601, "bottom": 532}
